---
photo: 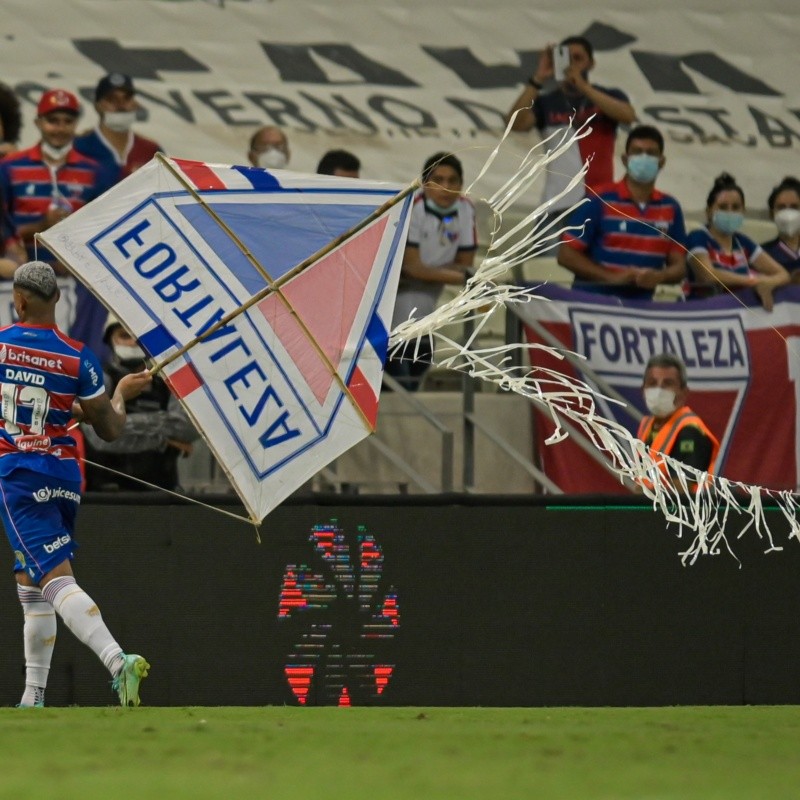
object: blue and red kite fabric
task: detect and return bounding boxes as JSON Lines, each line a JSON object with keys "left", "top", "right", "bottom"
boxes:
{"left": 41, "top": 157, "right": 414, "bottom": 521}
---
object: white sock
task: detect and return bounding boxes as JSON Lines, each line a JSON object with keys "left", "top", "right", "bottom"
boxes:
{"left": 42, "top": 576, "right": 125, "bottom": 677}
{"left": 17, "top": 584, "right": 57, "bottom": 705}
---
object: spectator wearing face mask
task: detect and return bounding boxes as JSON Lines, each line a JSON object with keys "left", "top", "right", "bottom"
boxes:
{"left": 81, "top": 315, "right": 198, "bottom": 492}
{"left": 385, "top": 152, "right": 477, "bottom": 391}
{"left": 0, "top": 89, "right": 109, "bottom": 270}
{"left": 558, "top": 124, "right": 686, "bottom": 300}
{"left": 637, "top": 352, "right": 719, "bottom": 491}
{"left": 74, "top": 73, "right": 163, "bottom": 184}
{"left": 686, "top": 172, "right": 789, "bottom": 309}
{"left": 72, "top": 75, "right": 163, "bottom": 361}
{"left": 247, "top": 126, "right": 290, "bottom": 170}
{"left": 761, "top": 176, "right": 800, "bottom": 282}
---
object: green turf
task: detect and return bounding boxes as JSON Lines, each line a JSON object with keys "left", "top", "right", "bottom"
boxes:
{"left": 1, "top": 706, "right": 799, "bottom": 799}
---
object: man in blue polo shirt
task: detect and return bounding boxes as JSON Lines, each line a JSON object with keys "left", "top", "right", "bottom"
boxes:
{"left": 557, "top": 124, "right": 687, "bottom": 300}
{"left": 73, "top": 74, "right": 163, "bottom": 359}
{"left": 74, "top": 72, "right": 162, "bottom": 184}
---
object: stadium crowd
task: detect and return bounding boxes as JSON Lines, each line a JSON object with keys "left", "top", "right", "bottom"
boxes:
{"left": 0, "top": 37, "right": 798, "bottom": 461}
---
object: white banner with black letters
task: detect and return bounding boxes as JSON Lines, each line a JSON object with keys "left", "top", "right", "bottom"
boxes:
{"left": 2, "top": 0, "right": 799, "bottom": 214}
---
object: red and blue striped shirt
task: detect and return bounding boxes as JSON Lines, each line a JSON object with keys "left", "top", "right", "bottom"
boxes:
{"left": 686, "top": 226, "right": 762, "bottom": 299}
{"left": 562, "top": 178, "right": 687, "bottom": 299}
{"left": 73, "top": 128, "right": 162, "bottom": 184}
{"left": 0, "top": 144, "right": 109, "bottom": 262}
{"left": 0, "top": 323, "right": 105, "bottom": 481}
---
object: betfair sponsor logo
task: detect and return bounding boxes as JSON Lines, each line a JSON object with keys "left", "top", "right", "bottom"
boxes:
{"left": 43, "top": 534, "right": 72, "bottom": 554}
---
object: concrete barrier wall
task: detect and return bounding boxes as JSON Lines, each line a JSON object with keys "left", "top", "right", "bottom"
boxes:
{"left": 1, "top": 497, "right": 798, "bottom": 707}
{"left": 179, "top": 393, "right": 538, "bottom": 496}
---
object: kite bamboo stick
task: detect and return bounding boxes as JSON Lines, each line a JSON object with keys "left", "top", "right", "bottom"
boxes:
{"left": 148, "top": 160, "right": 419, "bottom": 380}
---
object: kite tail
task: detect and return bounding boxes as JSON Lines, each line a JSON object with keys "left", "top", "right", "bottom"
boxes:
{"left": 389, "top": 117, "right": 799, "bottom": 563}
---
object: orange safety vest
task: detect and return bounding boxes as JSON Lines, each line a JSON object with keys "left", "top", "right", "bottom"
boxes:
{"left": 637, "top": 405, "right": 720, "bottom": 487}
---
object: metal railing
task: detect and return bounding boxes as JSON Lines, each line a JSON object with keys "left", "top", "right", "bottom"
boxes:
{"left": 463, "top": 409, "right": 562, "bottom": 494}
{"left": 380, "top": 373, "right": 455, "bottom": 492}
{"left": 311, "top": 279, "right": 648, "bottom": 496}
{"left": 317, "top": 372, "right": 455, "bottom": 494}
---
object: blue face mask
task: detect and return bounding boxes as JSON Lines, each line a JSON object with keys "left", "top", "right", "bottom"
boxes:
{"left": 626, "top": 154, "right": 660, "bottom": 184}
{"left": 711, "top": 210, "right": 744, "bottom": 235}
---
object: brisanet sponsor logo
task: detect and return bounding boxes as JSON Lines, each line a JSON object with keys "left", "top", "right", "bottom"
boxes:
{"left": 0, "top": 344, "right": 63, "bottom": 371}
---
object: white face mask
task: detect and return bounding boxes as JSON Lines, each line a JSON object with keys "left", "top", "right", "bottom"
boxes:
{"left": 257, "top": 148, "right": 288, "bottom": 170}
{"left": 644, "top": 387, "right": 677, "bottom": 418}
{"left": 41, "top": 141, "right": 72, "bottom": 161}
{"left": 114, "top": 344, "right": 145, "bottom": 362}
{"left": 775, "top": 208, "right": 800, "bottom": 238}
{"left": 103, "top": 110, "right": 137, "bottom": 133}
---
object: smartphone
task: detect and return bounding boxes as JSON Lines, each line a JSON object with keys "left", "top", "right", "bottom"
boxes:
{"left": 552, "top": 44, "right": 571, "bottom": 79}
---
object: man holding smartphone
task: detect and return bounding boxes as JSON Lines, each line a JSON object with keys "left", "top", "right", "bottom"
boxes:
{"left": 506, "top": 36, "right": 635, "bottom": 241}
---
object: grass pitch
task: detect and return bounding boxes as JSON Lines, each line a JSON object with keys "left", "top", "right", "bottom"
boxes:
{"left": 1, "top": 705, "right": 799, "bottom": 799}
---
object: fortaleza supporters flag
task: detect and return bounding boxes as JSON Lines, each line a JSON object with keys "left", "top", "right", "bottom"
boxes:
{"left": 39, "top": 156, "right": 414, "bottom": 522}
{"left": 518, "top": 283, "right": 800, "bottom": 494}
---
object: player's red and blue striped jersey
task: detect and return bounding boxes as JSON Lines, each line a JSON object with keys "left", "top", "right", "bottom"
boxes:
{"left": 0, "top": 323, "right": 105, "bottom": 481}
{"left": 0, "top": 144, "right": 109, "bottom": 261}
{"left": 562, "top": 178, "right": 687, "bottom": 299}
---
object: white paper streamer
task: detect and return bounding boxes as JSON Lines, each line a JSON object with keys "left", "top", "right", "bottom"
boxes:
{"left": 390, "top": 116, "right": 799, "bottom": 564}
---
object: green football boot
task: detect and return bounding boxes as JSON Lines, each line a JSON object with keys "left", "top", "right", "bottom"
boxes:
{"left": 112, "top": 654, "right": 150, "bottom": 707}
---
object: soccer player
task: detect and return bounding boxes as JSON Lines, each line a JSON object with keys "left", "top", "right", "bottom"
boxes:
{"left": 0, "top": 261, "right": 152, "bottom": 708}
